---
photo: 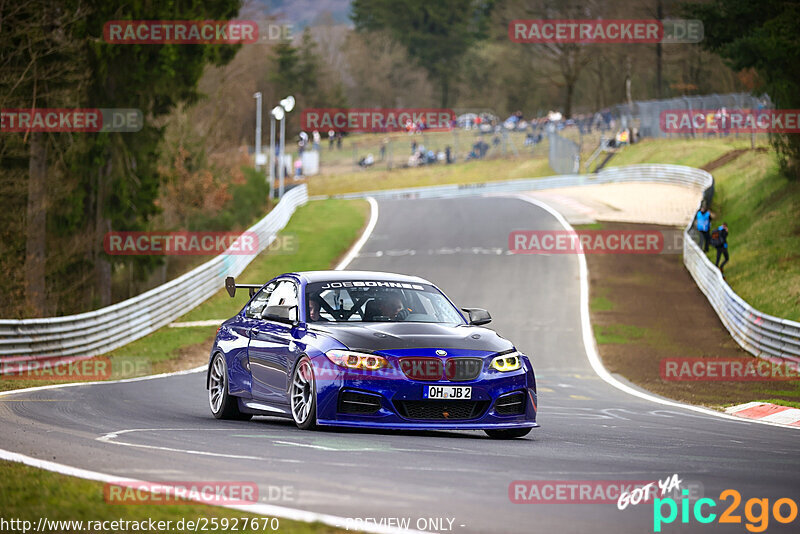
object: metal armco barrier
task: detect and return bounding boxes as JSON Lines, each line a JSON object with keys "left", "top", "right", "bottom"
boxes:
{"left": 0, "top": 185, "right": 309, "bottom": 373}
{"left": 323, "top": 164, "right": 800, "bottom": 363}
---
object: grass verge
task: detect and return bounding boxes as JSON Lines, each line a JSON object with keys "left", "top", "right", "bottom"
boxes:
{"left": 307, "top": 135, "right": 771, "bottom": 199}
{"left": 703, "top": 150, "right": 800, "bottom": 321}
{"left": 0, "top": 199, "right": 369, "bottom": 393}
{"left": 307, "top": 156, "right": 553, "bottom": 197}
{"left": 607, "top": 137, "right": 764, "bottom": 169}
{"left": 0, "top": 460, "right": 345, "bottom": 534}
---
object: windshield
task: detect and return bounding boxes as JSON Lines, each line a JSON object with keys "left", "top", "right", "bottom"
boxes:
{"left": 305, "top": 281, "right": 465, "bottom": 324}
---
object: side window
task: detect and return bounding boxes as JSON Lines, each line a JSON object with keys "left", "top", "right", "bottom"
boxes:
{"left": 267, "top": 280, "right": 298, "bottom": 308}
{"left": 245, "top": 282, "right": 276, "bottom": 319}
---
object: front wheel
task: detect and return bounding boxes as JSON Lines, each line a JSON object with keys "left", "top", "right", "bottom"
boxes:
{"left": 208, "top": 353, "right": 252, "bottom": 420}
{"left": 290, "top": 356, "right": 317, "bottom": 430}
{"left": 484, "top": 427, "right": 532, "bottom": 439}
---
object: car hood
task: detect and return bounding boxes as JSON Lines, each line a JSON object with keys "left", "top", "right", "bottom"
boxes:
{"left": 310, "top": 322, "right": 513, "bottom": 353}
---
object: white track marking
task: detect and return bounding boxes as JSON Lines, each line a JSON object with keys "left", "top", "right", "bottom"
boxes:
{"left": 0, "top": 449, "right": 423, "bottom": 534}
{"left": 336, "top": 196, "right": 378, "bottom": 270}
{"left": 724, "top": 402, "right": 765, "bottom": 413}
{"left": 96, "top": 428, "right": 301, "bottom": 462}
{"left": 510, "top": 194, "right": 799, "bottom": 431}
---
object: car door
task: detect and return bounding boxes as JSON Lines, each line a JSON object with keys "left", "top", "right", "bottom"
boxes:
{"left": 247, "top": 279, "right": 297, "bottom": 405}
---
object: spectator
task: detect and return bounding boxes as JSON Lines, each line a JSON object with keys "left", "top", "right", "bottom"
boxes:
{"left": 710, "top": 222, "right": 729, "bottom": 273}
{"left": 294, "top": 158, "right": 302, "bottom": 177}
{"left": 328, "top": 130, "right": 335, "bottom": 150}
{"left": 380, "top": 138, "right": 387, "bottom": 161}
{"left": 693, "top": 204, "right": 712, "bottom": 252}
{"left": 312, "top": 130, "right": 321, "bottom": 151}
{"left": 358, "top": 153, "right": 374, "bottom": 168}
{"left": 336, "top": 132, "right": 342, "bottom": 150}
{"left": 445, "top": 146, "right": 452, "bottom": 164}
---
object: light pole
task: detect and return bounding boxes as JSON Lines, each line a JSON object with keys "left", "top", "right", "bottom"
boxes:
{"left": 277, "top": 95, "right": 295, "bottom": 199}
{"left": 269, "top": 105, "right": 284, "bottom": 200}
{"left": 253, "top": 92, "right": 262, "bottom": 169}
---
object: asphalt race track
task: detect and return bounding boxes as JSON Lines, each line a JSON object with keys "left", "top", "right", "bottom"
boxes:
{"left": 1, "top": 196, "right": 797, "bottom": 533}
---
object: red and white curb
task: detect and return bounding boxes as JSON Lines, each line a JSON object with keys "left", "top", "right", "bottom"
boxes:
{"left": 725, "top": 402, "right": 800, "bottom": 427}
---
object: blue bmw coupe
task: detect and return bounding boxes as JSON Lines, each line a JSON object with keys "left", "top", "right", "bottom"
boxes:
{"left": 207, "top": 271, "right": 538, "bottom": 438}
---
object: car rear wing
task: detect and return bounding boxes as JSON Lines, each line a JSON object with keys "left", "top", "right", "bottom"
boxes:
{"left": 225, "top": 276, "right": 263, "bottom": 298}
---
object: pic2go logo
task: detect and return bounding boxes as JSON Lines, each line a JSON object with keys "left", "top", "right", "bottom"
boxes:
{"left": 653, "top": 489, "right": 798, "bottom": 532}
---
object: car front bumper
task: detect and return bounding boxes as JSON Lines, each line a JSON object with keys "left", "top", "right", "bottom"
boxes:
{"left": 312, "top": 356, "right": 538, "bottom": 430}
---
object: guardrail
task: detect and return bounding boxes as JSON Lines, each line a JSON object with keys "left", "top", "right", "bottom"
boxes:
{"left": 683, "top": 217, "right": 800, "bottom": 365}
{"left": 322, "top": 164, "right": 800, "bottom": 364}
{"left": 0, "top": 185, "right": 309, "bottom": 373}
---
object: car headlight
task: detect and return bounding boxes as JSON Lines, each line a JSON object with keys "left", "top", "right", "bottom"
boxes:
{"left": 490, "top": 351, "right": 522, "bottom": 372}
{"left": 325, "top": 350, "right": 390, "bottom": 371}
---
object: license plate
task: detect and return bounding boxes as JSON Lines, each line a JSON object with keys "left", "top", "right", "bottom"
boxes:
{"left": 424, "top": 385, "right": 471, "bottom": 399}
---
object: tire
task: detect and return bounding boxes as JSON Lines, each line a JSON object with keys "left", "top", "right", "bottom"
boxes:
{"left": 208, "top": 353, "right": 252, "bottom": 421}
{"left": 484, "top": 427, "right": 532, "bottom": 439}
{"left": 290, "top": 356, "right": 317, "bottom": 430}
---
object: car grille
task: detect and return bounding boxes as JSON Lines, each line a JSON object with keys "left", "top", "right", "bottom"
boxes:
{"left": 398, "top": 357, "right": 443, "bottom": 381}
{"left": 495, "top": 391, "right": 526, "bottom": 415}
{"left": 338, "top": 390, "right": 382, "bottom": 415}
{"left": 395, "top": 400, "right": 489, "bottom": 420}
{"left": 399, "top": 357, "right": 483, "bottom": 381}
{"left": 445, "top": 358, "right": 483, "bottom": 381}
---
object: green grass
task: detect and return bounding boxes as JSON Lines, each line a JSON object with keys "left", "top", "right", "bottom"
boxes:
{"left": 308, "top": 156, "right": 553, "bottom": 197}
{"left": 308, "top": 135, "right": 772, "bottom": 199}
{"left": 704, "top": 151, "right": 800, "bottom": 321}
{"left": 607, "top": 137, "right": 763, "bottom": 169}
{"left": 0, "top": 199, "right": 369, "bottom": 393}
{"left": 0, "top": 460, "right": 345, "bottom": 534}
{"left": 593, "top": 324, "right": 649, "bottom": 344}
{"left": 590, "top": 295, "right": 615, "bottom": 312}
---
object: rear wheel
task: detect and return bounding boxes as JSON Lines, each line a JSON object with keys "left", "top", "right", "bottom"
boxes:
{"left": 484, "top": 427, "right": 532, "bottom": 439}
{"left": 290, "top": 356, "right": 317, "bottom": 430}
{"left": 208, "top": 353, "right": 252, "bottom": 421}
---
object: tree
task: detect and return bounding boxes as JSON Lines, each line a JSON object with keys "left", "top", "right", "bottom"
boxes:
{"left": 76, "top": 0, "right": 241, "bottom": 306}
{"left": 0, "top": 0, "right": 89, "bottom": 316}
{"left": 684, "top": 0, "right": 800, "bottom": 179}
{"left": 351, "top": 0, "right": 495, "bottom": 107}
{"left": 0, "top": 0, "right": 242, "bottom": 317}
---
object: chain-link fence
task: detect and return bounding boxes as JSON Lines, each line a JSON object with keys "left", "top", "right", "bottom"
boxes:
{"left": 548, "top": 131, "right": 580, "bottom": 175}
{"left": 613, "top": 92, "right": 772, "bottom": 140}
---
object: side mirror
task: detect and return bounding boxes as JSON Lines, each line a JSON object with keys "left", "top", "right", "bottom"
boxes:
{"left": 461, "top": 307, "right": 491, "bottom": 326}
{"left": 262, "top": 305, "right": 298, "bottom": 325}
